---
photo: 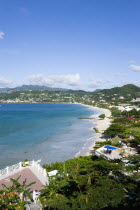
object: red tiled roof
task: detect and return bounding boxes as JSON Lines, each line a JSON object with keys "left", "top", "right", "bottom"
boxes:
{"left": 126, "top": 117, "right": 138, "bottom": 121}
{"left": 121, "top": 138, "right": 131, "bottom": 141}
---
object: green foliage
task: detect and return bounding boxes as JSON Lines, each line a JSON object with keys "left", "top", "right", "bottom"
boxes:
{"left": 113, "top": 117, "right": 132, "bottom": 126}
{"left": 41, "top": 156, "right": 133, "bottom": 209}
{"left": 104, "top": 123, "right": 126, "bottom": 137}
{"left": 43, "top": 156, "right": 93, "bottom": 172}
{"left": 0, "top": 176, "right": 35, "bottom": 209}
{"left": 101, "top": 84, "right": 140, "bottom": 98}
{"left": 127, "top": 127, "right": 140, "bottom": 136}
{"left": 93, "top": 127, "right": 99, "bottom": 133}
{"left": 22, "top": 158, "right": 29, "bottom": 167}
{"left": 133, "top": 121, "right": 140, "bottom": 127}
{"left": 121, "top": 109, "right": 140, "bottom": 119}
{"left": 41, "top": 155, "right": 140, "bottom": 209}
{"left": 98, "top": 114, "right": 106, "bottom": 119}
{"left": 128, "top": 154, "right": 140, "bottom": 164}
{"left": 128, "top": 136, "right": 140, "bottom": 150}
{"left": 94, "top": 140, "right": 122, "bottom": 150}
{"left": 110, "top": 107, "right": 122, "bottom": 117}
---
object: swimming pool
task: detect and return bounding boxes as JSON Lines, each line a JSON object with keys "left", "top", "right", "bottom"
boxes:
{"left": 104, "top": 146, "right": 116, "bottom": 150}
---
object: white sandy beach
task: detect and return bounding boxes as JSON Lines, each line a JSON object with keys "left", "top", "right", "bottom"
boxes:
{"left": 85, "top": 106, "right": 111, "bottom": 156}
{"left": 74, "top": 103, "right": 112, "bottom": 155}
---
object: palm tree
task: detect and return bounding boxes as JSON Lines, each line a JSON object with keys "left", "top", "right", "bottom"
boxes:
{"left": 0, "top": 175, "right": 35, "bottom": 209}
{"left": 10, "top": 176, "right": 35, "bottom": 201}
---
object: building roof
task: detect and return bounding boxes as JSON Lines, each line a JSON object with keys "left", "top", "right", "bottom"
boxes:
{"left": 121, "top": 138, "right": 131, "bottom": 141}
{"left": 0, "top": 168, "right": 44, "bottom": 192}
{"left": 126, "top": 117, "right": 138, "bottom": 121}
{"left": 118, "top": 103, "right": 131, "bottom": 106}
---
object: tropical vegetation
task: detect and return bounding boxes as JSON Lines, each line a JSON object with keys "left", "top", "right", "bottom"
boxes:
{"left": 40, "top": 155, "right": 140, "bottom": 209}
{"left": 0, "top": 176, "right": 35, "bottom": 209}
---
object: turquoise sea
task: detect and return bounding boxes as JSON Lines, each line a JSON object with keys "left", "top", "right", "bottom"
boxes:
{"left": 0, "top": 103, "right": 101, "bottom": 169}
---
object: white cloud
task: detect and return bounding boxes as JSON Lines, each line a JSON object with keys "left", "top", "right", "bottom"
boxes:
{"left": 0, "top": 77, "right": 12, "bottom": 87}
{"left": 0, "top": 32, "right": 5, "bottom": 39}
{"left": 28, "top": 73, "right": 80, "bottom": 87}
{"left": 129, "top": 64, "right": 140, "bottom": 71}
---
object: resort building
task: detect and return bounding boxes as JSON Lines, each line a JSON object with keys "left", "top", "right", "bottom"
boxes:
{"left": 0, "top": 160, "right": 49, "bottom": 209}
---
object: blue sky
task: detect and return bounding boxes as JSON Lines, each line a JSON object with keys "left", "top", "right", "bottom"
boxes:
{"left": 0, "top": 0, "right": 140, "bottom": 90}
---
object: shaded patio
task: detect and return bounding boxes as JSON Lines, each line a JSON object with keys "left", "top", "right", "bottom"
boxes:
{"left": 95, "top": 146, "right": 122, "bottom": 160}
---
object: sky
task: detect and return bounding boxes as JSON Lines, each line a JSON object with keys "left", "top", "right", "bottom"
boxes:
{"left": 0, "top": 0, "right": 140, "bottom": 90}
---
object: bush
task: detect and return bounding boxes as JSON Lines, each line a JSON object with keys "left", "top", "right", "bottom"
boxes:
{"left": 99, "top": 114, "right": 106, "bottom": 119}
{"left": 93, "top": 127, "right": 99, "bottom": 133}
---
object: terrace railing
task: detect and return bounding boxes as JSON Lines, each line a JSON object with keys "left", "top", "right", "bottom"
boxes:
{"left": 0, "top": 160, "right": 47, "bottom": 180}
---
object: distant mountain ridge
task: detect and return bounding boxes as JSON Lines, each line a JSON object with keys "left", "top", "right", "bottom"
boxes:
{"left": 0, "top": 85, "right": 102, "bottom": 93}
{"left": 0, "top": 85, "right": 70, "bottom": 92}
{"left": 94, "top": 89, "right": 102, "bottom": 92}
{"left": 0, "top": 84, "right": 140, "bottom": 95}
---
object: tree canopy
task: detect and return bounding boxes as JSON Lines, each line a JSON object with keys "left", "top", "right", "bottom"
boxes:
{"left": 41, "top": 155, "right": 140, "bottom": 209}
{"left": 104, "top": 124, "right": 126, "bottom": 137}
{"left": 99, "top": 114, "right": 106, "bottom": 119}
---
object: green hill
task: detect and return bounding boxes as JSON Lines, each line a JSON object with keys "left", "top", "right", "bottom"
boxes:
{"left": 101, "top": 84, "right": 140, "bottom": 97}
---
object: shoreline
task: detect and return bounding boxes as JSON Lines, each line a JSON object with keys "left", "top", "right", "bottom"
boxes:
{"left": 74, "top": 103, "right": 111, "bottom": 156}
{"left": 85, "top": 106, "right": 111, "bottom": 156}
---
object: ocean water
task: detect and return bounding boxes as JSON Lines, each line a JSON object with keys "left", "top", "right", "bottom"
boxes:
{"left": 0, "top": 103, "right": 101, "bottom": 169}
